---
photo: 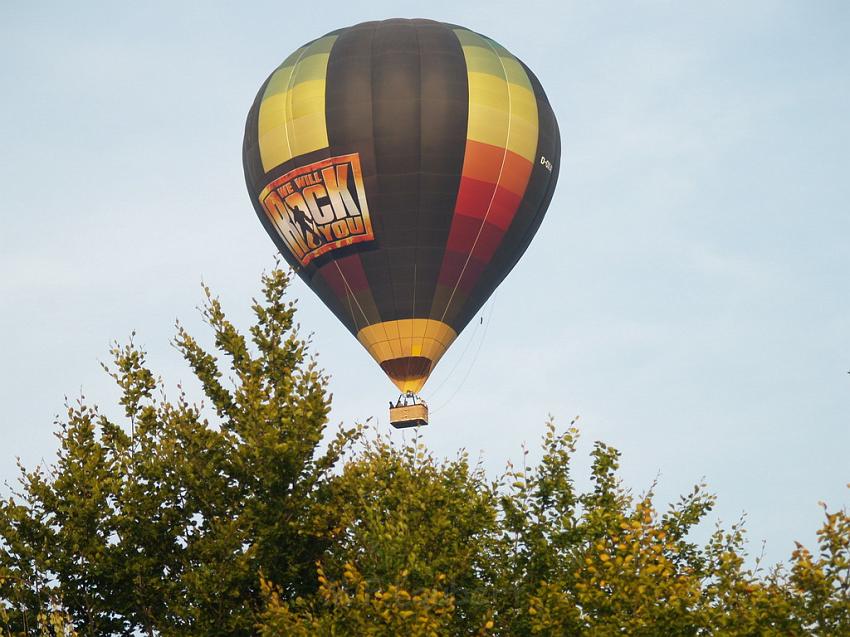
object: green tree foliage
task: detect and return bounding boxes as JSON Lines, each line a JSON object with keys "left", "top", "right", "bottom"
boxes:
{"left": 1, "top": 266, "right": 847, "bottom": 636}
{"left": 0, "top": 268, "right": 355, "bottom": 636}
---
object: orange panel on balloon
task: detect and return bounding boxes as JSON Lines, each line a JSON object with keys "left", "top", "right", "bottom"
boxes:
{"left": 461, "top": 140, "right": 533, "bottom": 197}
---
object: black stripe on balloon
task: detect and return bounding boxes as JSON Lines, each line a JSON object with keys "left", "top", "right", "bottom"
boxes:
{"left": 410, "top": 20, "right": 469, "bottom": 319}
{"left": 325, "top": 19, "right": 469, "bottom": 326}
{"left": 366, "top": 18, "right": 423, "bottom": 323}
{"left": 242, "top": 74, "right": 271, "bottom": 224}
{"left": 453, "top": 63, "right": 561, "bottom": 332}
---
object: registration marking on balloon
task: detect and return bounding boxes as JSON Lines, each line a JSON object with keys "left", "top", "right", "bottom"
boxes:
{"left": 258, "top": 153, "right": 374, "bottom": 267}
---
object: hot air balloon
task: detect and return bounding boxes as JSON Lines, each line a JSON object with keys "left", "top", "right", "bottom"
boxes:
{"left": 243, "top": 18, "right": 560, "bottom": 427}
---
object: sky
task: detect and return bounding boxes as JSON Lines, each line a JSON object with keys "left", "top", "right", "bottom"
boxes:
{"left": 1, "top": 1, "right": 847, "bottom": 567}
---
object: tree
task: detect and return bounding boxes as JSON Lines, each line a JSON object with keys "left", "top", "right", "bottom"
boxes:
{"left": 1, "top": 265, "right": 848, "bottom": 636}
{"left": 0, "top": 267, "right": 356, "bottom": 635}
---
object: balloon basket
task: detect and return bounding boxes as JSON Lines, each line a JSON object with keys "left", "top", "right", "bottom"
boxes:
{"left": 389, "top": 393, "right": 428, "bottom": 429}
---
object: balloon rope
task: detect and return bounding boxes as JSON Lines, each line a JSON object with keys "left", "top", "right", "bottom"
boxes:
{"left": 332, "top": 261, "right": 394, "bottom": 350}
{"left": 438, "top": 39, "right": 514, "bottom": 326}
{"left": 425, "top": 311, "right": 482, "bottom": 399}
{"left": 341, "top": 283, "right": 360, "bottom": 334}
{"left": 430, "top": 291, "right": 497, "bottom": 414}
{"left": 407, "top": 262, "right": 417, "bottom": 384}
{"left": 283, "top": 44, "right": 311, "bottom": 162}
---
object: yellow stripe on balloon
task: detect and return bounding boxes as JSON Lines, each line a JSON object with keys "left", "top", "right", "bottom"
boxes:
{"left": 455, "top": 29, "right": 539, "bottom": 164}
{"left": 466, "top": 71, "right": 510, "bottom": 150}
{"left": 258, "top": 35, "right": 337, "bottom": 173}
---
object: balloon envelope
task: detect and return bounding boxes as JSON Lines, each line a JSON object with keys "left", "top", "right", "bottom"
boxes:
{"left": 243, "top": 18, "right": 560, "bottom": 393}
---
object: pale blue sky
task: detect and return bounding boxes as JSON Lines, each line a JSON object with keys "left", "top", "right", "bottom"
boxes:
{"left": 1, "top": 1, "right": 847, "bottom": 566}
